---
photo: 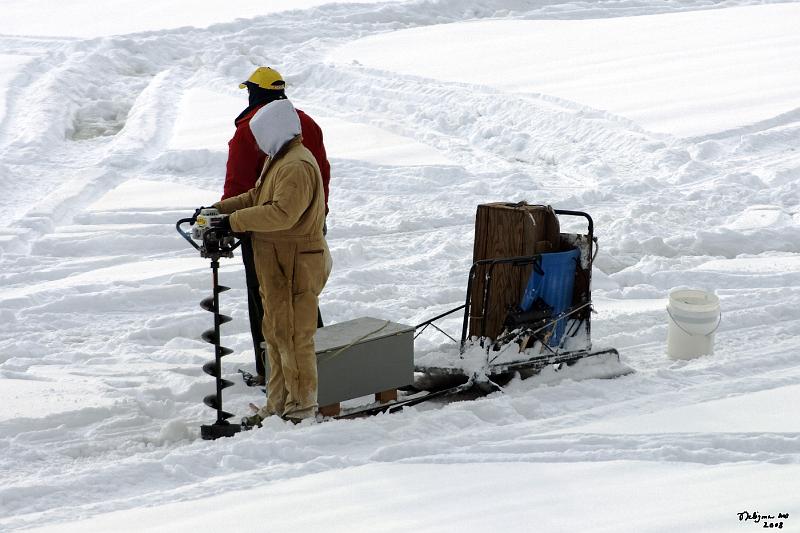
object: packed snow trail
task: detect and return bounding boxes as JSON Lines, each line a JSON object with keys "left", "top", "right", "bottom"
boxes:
{"left": 1, "top": 0, "right": 799, "bottom": 530}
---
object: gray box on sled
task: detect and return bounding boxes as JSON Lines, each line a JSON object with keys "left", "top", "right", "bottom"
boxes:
{"left": 314, "top": 317, "right": 415, "bottom": 406}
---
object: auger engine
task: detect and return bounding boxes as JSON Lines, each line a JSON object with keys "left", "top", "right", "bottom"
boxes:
{"left": 190, "top": 208, "right": 236, "bottom": 260}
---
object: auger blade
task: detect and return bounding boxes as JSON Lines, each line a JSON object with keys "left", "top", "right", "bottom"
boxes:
{"left": 200, "top": 296, "right": 215, "bottom": 312}
{"left": 220, "top": 378, "right": 235, "bottom": 389}
{"left": 219, "top": 410, "right": 236, "bottom": 421}
{"left": 203, "top": 393, "right": 220, "bottom": 410}
{"left": 202, "top": 361, "right": 218, "bottom": 377}
{"left": 204, "top": 391, "right": 236, "bottom": 410}
{"left": 201, "top": 421, "right": 241, "bottom": 439}
{"left": 201, "top": 329, "right": 218, "bottom": 344}
{"left": 217, "top": 285, "right": 231, "bottom": 294}
{"left": 218, "top": 346, "right": 233, "bottom": 356}
{"left": 219, "top": 314, "right": 233, "bottom": 324}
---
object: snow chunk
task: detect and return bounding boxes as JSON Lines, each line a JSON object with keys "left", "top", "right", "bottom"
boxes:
{"left": 313, "top": 115, "right": 455, "bottom": 166}
{"left": 0, "top": 378, "right": 115, "bottom": 423}
{"left": 167, "top": 89, "right": 241, "bottom": 152}
{"left": 87, "top": 179, "right": 218, "bottom": 211}
{"left": 552, "top": 384, "right": 800, "bottom": 434}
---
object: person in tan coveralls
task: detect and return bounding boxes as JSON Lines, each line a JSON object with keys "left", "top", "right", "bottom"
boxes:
{"left": 213, "top": 98, "right": 331, "bottom": 424}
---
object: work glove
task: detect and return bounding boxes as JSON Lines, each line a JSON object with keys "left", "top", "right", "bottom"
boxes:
{"left": 213, "top": 215, "right": 233, "bottom": 236}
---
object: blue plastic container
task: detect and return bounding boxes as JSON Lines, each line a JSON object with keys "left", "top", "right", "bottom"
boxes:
{"left": 520, "top": 247, "right": 580, "bottom": 345}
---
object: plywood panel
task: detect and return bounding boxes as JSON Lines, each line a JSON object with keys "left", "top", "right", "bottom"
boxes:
{"left": 469, "top": 203, "right": 561, "bottom": 341}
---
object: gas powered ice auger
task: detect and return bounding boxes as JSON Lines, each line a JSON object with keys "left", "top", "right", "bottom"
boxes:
{"left": 176, "top": 208, "right": 241, "bottom": 440}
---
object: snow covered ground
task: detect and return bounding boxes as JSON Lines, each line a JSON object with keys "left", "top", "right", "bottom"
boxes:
{"left": 2, "top": 0, "right": 799, "bottom": 531}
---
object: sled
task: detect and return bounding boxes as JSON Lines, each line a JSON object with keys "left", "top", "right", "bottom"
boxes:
{"left": 315, "top": 208, "right": 631, "bottom": 420}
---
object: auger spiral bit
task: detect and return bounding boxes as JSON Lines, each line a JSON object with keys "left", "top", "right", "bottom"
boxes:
{"left": 202, "top": 361, "right": 218, "bottom": 377}
{"left": 199, "top": 296, "right": 214, "bottom": 312}
{"left": 203, "top": 387, "right": 235, "bottom": 411}
{"left": 176, "top": 215, "right": 242, "bottom": 440}
{"left": 201, "top": 329, "right": 218, "bottom": 344}
{"left": 198, "top": 257, "right": 242, "bottom": 440}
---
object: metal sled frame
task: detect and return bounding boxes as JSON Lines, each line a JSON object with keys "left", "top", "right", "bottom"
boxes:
{"left": 413, "top": 209, "right": 619, "bottom": 382}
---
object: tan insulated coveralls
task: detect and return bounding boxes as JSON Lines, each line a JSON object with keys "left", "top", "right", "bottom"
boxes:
{"left": 214, "top": 136, "right": 331, "bottom": 420}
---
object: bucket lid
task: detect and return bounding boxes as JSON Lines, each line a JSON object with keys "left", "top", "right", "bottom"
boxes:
{"left": 668, "top": 289, "right": 719, "bottom": 313}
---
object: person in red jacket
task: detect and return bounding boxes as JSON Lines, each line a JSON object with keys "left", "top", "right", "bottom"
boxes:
{"left": 222, "top": 66, "right": 331, "bottom": 387}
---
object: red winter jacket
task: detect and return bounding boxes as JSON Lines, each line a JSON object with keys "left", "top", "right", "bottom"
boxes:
{"left": 222, "top": 106, "right": 331, "bottom": 214}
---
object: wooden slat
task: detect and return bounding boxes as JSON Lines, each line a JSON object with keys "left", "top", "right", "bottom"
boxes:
{"left": 319, "top": 403, "right": 341, "bottom": 417}
{"left": 375, "top": 389, "right": 398, "bottom": 403}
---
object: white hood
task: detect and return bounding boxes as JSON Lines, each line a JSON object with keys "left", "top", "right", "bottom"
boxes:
{"left": 249, "top": 99, "right": 301, "bottom": 158}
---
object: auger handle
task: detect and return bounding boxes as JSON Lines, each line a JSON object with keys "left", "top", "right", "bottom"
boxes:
{"left": 554, "top": 209, "right": 596, "bottom": 264}
{"left": 176, "top": 218, "right": 200, "bottom": 251}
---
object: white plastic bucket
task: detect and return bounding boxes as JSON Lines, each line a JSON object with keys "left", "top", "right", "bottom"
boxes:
{"left": 666, "top": 289, "right": 721, "bottom": 360}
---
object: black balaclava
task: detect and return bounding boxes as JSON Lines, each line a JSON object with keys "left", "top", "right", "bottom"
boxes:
{"left": 235, "top": 82, "right": 287, "bottom": 124}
